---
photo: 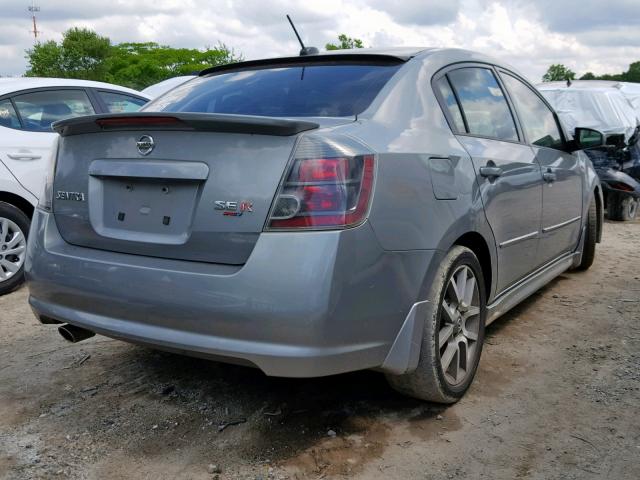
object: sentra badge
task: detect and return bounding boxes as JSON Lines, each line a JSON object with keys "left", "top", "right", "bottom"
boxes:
{"left": 56, "top": 191, "right": 86, "bottom": 202}
{"left": 214, "top": 200, "right": 253, "bottom": 217}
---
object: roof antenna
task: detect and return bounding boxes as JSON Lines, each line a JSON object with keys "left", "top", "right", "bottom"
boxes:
{"left": 286, "top": 15, "right": 318, "bottom": 56}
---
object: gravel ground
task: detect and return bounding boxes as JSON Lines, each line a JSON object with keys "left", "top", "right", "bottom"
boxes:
{"left": 1, "top": 219, "right": 639, "bottom": 480}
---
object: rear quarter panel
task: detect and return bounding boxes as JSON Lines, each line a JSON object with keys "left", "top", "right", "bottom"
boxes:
{"left": 581, "top": 151, "right": 603, "bottom": 241}
{"left": 333, "top": 53, "right": 499, "bottom": 301}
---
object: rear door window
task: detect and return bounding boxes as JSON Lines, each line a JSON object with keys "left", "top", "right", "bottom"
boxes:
{"left": 500, "top": 73, "right": 564, "bottom": 150}
{"left": 13, "top": 89, "right": 95, "bottom": 132}
{"left": 97, "top": 91, "right": 148, "bottom": 113}
{"left": 447, "top": 67, "right": 519, "bottom": 142}
{"left": 0, "top": 100, "right": 21, "bottom": 129}
{"left": 144, "top": 63, "right": 402, "bottom": 117}
{"left": 434, "top": 76, "right": 466, "bottom": 132}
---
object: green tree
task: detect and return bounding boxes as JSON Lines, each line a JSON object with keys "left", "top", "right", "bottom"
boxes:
{"left": 597, "top": 72, "right": 622, "bottom": 80}
{"left": 326, "top": 34, "right": 364, "bottom": 50}
{"left": 622, "top": 61, "right": 640, "bottom": 82}
{"left": 24, "top": 40, "right": 64, "bottom": 77}
{"left": 573, "top": 62, "right": 640, "bottom": 83}
{"left": 24, "top": 28, "right": 242, "bottom": 89}
{"left": 542, "top": 64, "right": 576, "bottom": 82}
{"left": 106, "top": 42, "right": 242, "bottom": 90}
{"left": 61, "top": 28, "right": 111, "bottom": 79}
{"left": 25, "top": 28, "right": 110, "bottom": 80}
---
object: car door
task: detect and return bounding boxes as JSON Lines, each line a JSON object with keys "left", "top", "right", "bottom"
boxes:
{"left": 0, "top": 88, "right": 95, "bottom": 198}
{"left": 435, "top": 65, "right": 544, "bottom": 293}
{"left": 499, "top": 72, "right": 583, "bottom": 265}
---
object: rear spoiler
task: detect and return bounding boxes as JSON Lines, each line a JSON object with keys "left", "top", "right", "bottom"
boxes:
{"left": 52, "top": 112, "right": 320, "bottom": 137}
{"left": 199, "top": 53, "right": 408, "bottom": 76}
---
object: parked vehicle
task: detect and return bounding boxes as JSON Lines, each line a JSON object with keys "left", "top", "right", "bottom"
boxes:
{"left": 579, "top": 133, "right": 640, "bottom": 221}
{"left": 26, "top": 48, "right": 604, "bottom": 402}
{"left": 595, "top": 164, "right": 640, "bottom": 220}
{"left": 0, "top": 78, "right": 149, "bottom": 294}
{"left": 538, "top": 81, "right": 640, "bottom": 220}
{"left": 540, "top": 80, "right": 640, "bottom": 113}
{"left": 141, "top": 76, "right": 196, "bottom": 99}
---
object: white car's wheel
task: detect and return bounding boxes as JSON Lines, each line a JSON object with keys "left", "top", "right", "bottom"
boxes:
{"left": 0, "top": 202, "right": 29, "bottom": 295}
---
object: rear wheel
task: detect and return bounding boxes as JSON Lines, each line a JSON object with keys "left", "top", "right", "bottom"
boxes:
{"left": 0, "top": 202, "right": 29, "bottom": 296}
{"left": 608, "top": 192, "right": 638, "bottom": 221}
{"left": 386, "top": 246, "right": 486, "bottom": 403}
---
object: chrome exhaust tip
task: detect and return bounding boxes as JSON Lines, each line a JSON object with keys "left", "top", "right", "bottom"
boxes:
{"left": 58, "top": 324, "right": 95, "bottom": 343}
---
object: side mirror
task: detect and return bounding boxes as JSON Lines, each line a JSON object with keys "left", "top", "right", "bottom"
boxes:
{"left": 574, "top": 127, "right": 605, "bottom": 150}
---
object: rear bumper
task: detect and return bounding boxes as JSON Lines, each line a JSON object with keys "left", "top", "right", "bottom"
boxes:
{"left": 26, "top": 209, "right": 438, "bottom": 377}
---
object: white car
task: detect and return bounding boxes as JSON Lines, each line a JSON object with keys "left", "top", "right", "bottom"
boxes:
{"left": 141, "top": 76, "right": 196, "bottom": 99}
{"left": 0, "top": 78, "right": 149, "bottom": 294}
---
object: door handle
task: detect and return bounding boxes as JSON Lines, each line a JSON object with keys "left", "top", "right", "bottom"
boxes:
{"left": 7, "top": 153, "right": 41, "bottom": 161}
{"left": 479, "top": 165, "right": 503, "bottom": 179}
{"left": 543, "top": 169, "right": 557, "bottom": 183}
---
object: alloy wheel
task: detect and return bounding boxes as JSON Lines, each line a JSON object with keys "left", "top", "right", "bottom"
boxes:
{"left": 438, "top": 265, "right": 481, "bottom": 387}
{"left": 0, "top": 217, "right": 26, "bottom": 282}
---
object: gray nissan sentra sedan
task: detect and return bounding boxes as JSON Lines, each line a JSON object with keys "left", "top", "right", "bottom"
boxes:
{"left": 25, "top": 48, "right": 605, "bottom": 402}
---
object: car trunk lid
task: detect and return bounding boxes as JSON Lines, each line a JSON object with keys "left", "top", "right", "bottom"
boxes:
{"left": 51, "top": 113, "right": 327, "bottom": 264}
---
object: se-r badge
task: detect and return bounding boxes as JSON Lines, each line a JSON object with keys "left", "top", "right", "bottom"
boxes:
{"left": 214, "top": 200, "right": 253, "bottom": 216}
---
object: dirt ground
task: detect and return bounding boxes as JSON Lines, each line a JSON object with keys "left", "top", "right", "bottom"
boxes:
{"left": 1, "top": 219, "right": 639, "bottom": 480}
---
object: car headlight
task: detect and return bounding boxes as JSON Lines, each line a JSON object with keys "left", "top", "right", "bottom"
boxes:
{"left": 38, "top": 136, "right": 59, "bottom": 212}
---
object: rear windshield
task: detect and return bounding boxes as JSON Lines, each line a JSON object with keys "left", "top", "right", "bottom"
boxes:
{"left": 142, "top": 63, "right": 402, "bottom": 117}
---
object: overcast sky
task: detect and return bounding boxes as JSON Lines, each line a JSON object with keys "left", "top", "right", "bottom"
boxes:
{"left": 0, "top": 0, "right": 638, "bottom": 84}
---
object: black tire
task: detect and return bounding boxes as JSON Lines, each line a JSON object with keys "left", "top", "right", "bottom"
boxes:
{"left": 0, "top": 202, "right": 30, "bottom": 296}
{"left": 575, "top": 197, "right": 597, "bottom": 271}
{"left": 386, "top": 246, "right": 487, "bottom": 403}
{"left": 608, "top": 192, "right": 638, "bottom": 221}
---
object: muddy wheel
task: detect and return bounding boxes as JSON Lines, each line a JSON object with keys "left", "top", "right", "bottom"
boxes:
{"left": 575, "top": 197, "right": 597, "bottom": 271}
{"left": 386, "top": 246, "right": 486, "bottom": 403}
{"left": 608, "top": 193, "right": 638, "bottom": 221}
{"left": 0, "top": 202, "right": 30, "bottom": 296}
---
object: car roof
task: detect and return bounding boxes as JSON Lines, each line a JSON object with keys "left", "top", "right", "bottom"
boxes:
{"left": 200, "top": 47, "right": 438, "bottom": 76}
{"left": 307, "top": 46, "right": 434, "bottom": 59}
{"left": 0, "top": 77, "right": 149, "bottom": 99}
{"left": 198, "top": 47, "right": 526, "bottom": 79}
{"left": 313, "top": 46, "right": 506, "bottom": 64}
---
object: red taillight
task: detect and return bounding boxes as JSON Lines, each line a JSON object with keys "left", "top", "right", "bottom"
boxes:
{"left": 96, "top": 116, "right": 186, "bottom": 129}
{"left": 268, "top": 154, "right": 375, "bottom": 229}
{"left": 302, "top": 185, "right": 344, "bottom": 212}
{"left": 298, "top": 158, "right": 350, "bottom": 182}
